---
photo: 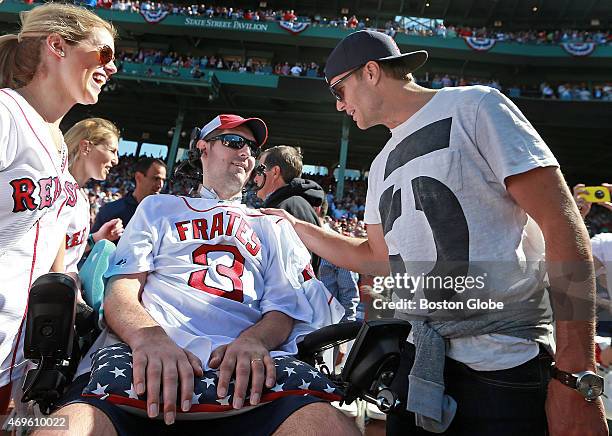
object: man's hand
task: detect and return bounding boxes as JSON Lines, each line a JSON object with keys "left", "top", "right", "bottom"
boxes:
{"left": 260, "top": 208, "right": 297, "bottom": 227}
{"left": 600, "top": 183, "right": 612, "bottom": 213}
{"left": 546, "top": 379, "right": 608, "bottom": 436}
{"left": 573, "top": 184, "right": 593, "bottom": 218}
{"left": 94, "top": 217, "right": 124, "bottom": 242}
{"left": 208, "top": 336, "right": 276, "bottom": 409}
{"left": 130, "top": 326, "right": 203, "bottom": 425}
{"left": 573, "top": 183, "right": 612, "bottom": 218}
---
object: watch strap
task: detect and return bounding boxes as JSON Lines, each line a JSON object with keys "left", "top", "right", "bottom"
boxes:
{"left": 550, "top": 366, "right": 578, "bottom": 388}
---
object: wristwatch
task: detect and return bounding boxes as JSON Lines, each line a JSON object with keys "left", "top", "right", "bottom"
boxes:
{"left": 550, "top": 366, "right": 604, "bottom": 402}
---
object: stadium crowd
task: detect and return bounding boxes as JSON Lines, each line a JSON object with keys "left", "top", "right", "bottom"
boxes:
{"left": 116, "top": 50, "right": 323, "bottom": 77}
{"left": 17, "top": 0, "right": 609, "bottom": 46}
{"left": 115, "top": 49, "right": 611, "bottom": 102}
{"left": 94, "top": 0, "right": 612, "bottom": 45}
{"left": 539, "top": 81, "right": 612, "bottom": 101}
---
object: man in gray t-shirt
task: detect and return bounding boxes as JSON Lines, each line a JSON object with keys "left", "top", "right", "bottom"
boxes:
{"left": 263, "top": 30, "right": 605, "bottom": 436}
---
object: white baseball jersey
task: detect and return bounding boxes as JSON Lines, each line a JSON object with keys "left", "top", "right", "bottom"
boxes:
{"left": 0, "top": 88, "right": 69, "bottom": 387}
{"left": 76, "top": 191, "right": 343, "bottom": 375}
{"left": 57, "top": 171, "right": 89, "bottom": 273}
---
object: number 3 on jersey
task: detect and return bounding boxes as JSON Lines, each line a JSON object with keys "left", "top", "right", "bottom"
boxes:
{"left": 188, "top": 244, "right": 245, "bottom": 302}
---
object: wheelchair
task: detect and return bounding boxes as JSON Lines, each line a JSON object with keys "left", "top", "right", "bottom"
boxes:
{"left": 21, "top": 240, "right": 412, "bottom": 417}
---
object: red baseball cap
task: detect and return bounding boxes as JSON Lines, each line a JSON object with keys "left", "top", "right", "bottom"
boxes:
{"left": 199, "top": 114, "right": 268, "bottom": 147}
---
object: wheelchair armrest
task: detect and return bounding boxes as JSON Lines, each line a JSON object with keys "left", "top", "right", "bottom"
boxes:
{"left": 297, "top": 321, "right": 363, "bottom": 364}
{"left": 296, "top": 318, "right": 412, "bottom": 411}
{"left": 341, "top": 319, "right": 411, "bottom": 405}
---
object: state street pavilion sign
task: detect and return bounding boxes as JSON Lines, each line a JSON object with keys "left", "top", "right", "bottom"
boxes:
{"left": 184, "top": 17, "right": 269, "bottom": 32}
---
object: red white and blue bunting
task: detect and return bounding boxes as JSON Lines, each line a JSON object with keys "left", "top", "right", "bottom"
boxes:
{"left": 278, "top": 20, "right": 310, "bottom": 35}
{"left": 140, "top": 9, "right": 170, "bottom": 24}
{"left": 464, "top": 37, "right": 496, "bottom": 52}
{"left": 561, "top": 42, "right": 596, "bottom": 57}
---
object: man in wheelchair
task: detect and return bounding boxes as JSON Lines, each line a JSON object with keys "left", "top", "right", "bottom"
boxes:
{"left": 32, "top": 114, "right": 361, "bottom": 436}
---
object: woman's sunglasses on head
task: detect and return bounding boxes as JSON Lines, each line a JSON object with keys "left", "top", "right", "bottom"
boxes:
{"left": 206, "top": 134, "right": 261, "bottom": 158}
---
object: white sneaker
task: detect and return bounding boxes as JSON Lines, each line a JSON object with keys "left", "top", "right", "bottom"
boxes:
{"left": 365, "top": 401, "right": 387, "bottom": 421}
{"left": 331, "top": 400, "right": 360, "bottom": 417}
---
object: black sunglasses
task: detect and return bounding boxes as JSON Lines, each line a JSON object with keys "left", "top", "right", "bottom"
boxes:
{"left": 97, "top": 45, "right": 115, "bottom": 66}
{"left": 328, "top": 65, "right": 363, "bottom": 102}
{"left": 206, "top": 134, "right": 260, "bottom": 157}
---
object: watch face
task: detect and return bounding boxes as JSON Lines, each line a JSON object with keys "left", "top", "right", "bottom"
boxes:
{"left": 577, "top": 373, "right": 604, "bottom": 401}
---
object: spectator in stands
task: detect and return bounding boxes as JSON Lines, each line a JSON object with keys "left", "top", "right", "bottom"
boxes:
{"left": 51, "top": 114, "right": 358, "bottom": 435}
{"left": 573, "top": 183, "right": 612, "bottom": 317}
{"left": 572, "top": 183, "right": 612, "bottom": 399}
{"left": 265, "top": 29, "right": 606, "bottom": 435}
{"left": 541, "top": 82, "right": 556, "bottom": 99}
{"left": 306, "top": 62, "right": 320, "bottom": 77}
{"left": 281, "top": 62, "right": 290, "bottom": 75}
{"left": 190, "top": 64, "right": 203, "bottom": 78}
{"left": 440, "top": 74, "right": 453, "bottom": 87}
{"left": 0, "top": 2, "right": 117, "bottom": 415}
{"left": 430, "top": 74, "right": 443, "bottom": 89}
{"left": 282, "top": 9, "right": 296, "bottom": 22}
{"left": 255, "top": 145, "right": 324, "bottom": 274}
{"left": 61, "top": 118, "right": 124, "bottom": 274}
{"left": 290, "top": 63, "right": 303, "bottom": 76}
{"left": 91, "top": 157, "right": 166, "bottom": 239}
{"left": 317, "top": 197, "right": 361, "bottom": 323}
{"left": 507, "top": 84, "right": 521, "bottom": 98}
{"left": 558, "top": 83, "right": 572, "bottom": 100}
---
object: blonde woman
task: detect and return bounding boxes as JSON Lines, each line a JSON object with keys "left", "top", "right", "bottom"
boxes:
{"left": 0, "top": 3, "right": 117, "bottom": 412}
{"left": 62, "top": 118, "right": 123, "bottom": 274}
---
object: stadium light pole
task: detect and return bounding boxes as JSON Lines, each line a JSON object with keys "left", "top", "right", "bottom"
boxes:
{"left": 336, "top": 115, "right": 350, "bottom": 200}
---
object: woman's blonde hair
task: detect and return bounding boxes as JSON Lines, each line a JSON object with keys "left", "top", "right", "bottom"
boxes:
{"left": 0, "top": 3, "right": 117, "bottom": 88}
{"left": 65, "top": 117, "right": 120, "bottom": 168}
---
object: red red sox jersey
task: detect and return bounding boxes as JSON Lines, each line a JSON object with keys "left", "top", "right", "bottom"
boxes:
{"left": 0, "top": 89, "right": 69, "bottom": 387}
{"left": 58, "top": 171, "right": 89, "bottom": 273}
{"left": 76, "top": 193, "right": 343, "bottom": 375}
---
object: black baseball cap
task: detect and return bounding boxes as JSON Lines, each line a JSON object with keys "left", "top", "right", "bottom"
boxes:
{"left": 324, "top": 30, "right": 428, "bottom": 82}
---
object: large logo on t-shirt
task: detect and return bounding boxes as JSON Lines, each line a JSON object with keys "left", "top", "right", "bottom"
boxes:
{"left": 10, "top": 176, "right": 62, "bottom": 212}
{"left": 379, "top": 118, "right": 469, "bottom": 307}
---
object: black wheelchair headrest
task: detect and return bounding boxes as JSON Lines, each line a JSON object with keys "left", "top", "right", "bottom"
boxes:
{"left": 24, "top": 273, "right": 78, "bottom": 362}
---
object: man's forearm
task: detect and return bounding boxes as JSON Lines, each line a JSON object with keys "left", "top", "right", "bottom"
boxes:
{"left": 104, "top": 273, "right": 165, "bottom": 346}
{"left": 293, "top": 220, "right": 389, "bottom": 275}
{"left": 238, "top": 311, "right": 294, "bottom": 351}
{"left": 544, "top": 217, "right": 596, "bottom": 372}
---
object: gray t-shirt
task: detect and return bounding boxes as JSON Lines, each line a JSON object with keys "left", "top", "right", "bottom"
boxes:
{"left": 364, "top": 86, "right": 559, "bottom": 370}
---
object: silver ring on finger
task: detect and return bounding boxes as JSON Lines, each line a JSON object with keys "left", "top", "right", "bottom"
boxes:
{"left": 250, "top": 357, "right": 263, "bottom": 365}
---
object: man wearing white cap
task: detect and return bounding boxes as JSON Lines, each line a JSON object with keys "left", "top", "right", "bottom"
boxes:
{"left": 264, "top": 30, "right": 606, "bottom": 435}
